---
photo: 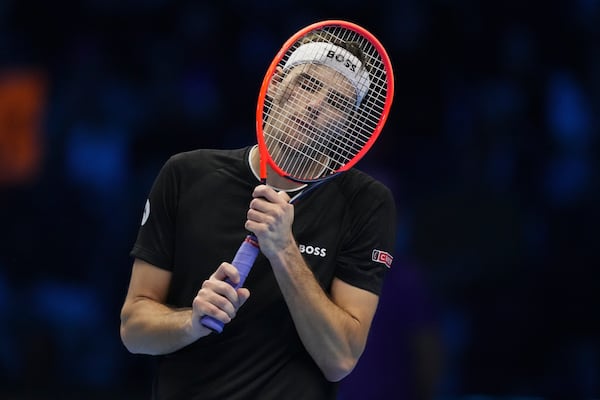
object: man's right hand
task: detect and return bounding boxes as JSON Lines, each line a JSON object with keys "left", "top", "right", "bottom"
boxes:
{"left": 191, "top": 262, "right": 251, "bottom": 333}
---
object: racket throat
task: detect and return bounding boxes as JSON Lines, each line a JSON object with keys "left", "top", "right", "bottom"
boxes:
{"left": 263, "top": 163, "right": 306, "bottom": 192}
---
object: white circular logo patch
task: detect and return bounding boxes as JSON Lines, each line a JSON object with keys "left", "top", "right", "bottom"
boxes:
{"left": 141, "top": 199, "right": 150, "bottom": 226}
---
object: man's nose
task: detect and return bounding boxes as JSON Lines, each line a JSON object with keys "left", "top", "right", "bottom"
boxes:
{"left": 306, "top": 92, "right": 327, "bottom": 118}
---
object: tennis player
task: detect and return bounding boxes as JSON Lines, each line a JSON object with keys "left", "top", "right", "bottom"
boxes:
{"left": 120, "top": 26, "right": 396, "bottom": 400}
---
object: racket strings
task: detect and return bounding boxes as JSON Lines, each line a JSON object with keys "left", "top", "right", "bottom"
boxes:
{"left": 263, "top": 24, "right": 390, "bottom": 181}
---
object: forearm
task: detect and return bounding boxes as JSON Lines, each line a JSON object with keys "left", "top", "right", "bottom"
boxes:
{"left": 269, "top": 245, "right": 366, "bottom": 381}
{"left": 120, "top": 297, "right": 204, "bottom": 356}
{"left": 247, "top": 185, "right": 375, "bottom": 380}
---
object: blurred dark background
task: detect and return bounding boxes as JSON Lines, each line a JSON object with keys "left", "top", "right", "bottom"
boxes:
{"left": 0, "top": 0, "right": 598, "bottom": 399}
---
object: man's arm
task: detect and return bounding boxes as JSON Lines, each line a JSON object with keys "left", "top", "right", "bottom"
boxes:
{"left": 270, "top": 248, "right": 379, "bottom": 382}
{"left": 246, "top": 185, "right": 379, "bottom": 382}
{"left": 120, "top": 258, "right": 250, "bottom": 355}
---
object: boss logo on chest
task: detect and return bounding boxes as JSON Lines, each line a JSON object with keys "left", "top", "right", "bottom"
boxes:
{"left": 298, "top": 244, "right": 327, "bottom": 257}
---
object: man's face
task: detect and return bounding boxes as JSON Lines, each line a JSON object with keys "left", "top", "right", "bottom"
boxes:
{"left": 264, "top": 63, "right": 357, "bottom": 179}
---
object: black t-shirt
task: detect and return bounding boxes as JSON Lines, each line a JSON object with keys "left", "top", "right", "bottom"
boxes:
{"left": 131, "top": 146, "right": 397, "bottom": 400}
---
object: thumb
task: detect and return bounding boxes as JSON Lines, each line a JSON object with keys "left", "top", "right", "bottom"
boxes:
{"left": 277, "top": 190, "right": 291, "bottom": 203}
{"left": 236, "top": 288, "right": 251, "bottom": 309}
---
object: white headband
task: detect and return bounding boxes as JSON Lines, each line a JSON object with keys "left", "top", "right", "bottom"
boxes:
{"left": 283, "top": 42, "right": 371, "bottom": 106}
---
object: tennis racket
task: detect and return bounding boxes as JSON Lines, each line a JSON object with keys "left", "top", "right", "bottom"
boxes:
{"left": 200, "top": 19, "right": 394, "bottom": 333}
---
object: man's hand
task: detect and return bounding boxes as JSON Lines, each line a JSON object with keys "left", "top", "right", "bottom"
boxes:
{"left": 245, "top": 185, "right": 295, "bottom": 260}
{"left": 191, "top": 262, "right": 251, "bottom": 332}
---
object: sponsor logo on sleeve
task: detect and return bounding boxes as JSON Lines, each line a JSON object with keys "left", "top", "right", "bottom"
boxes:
{"left": 372, "top": 249, "right": 393, "bottom": 268}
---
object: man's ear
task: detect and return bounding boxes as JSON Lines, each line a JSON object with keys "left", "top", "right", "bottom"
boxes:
{"left": 266, "top": 66, "right": 285, "bottom": 99}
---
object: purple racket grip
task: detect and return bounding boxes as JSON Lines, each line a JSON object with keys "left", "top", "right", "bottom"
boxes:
{"left": 200, "top": 235, "right": 260, "bottom": 333}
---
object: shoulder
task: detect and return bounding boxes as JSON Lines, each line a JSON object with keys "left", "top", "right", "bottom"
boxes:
{"left": 332, "top": 169, "right": 395, "bottom": 208}
{"left": 167, "top": 147, "right": 250, "bottom": 168}
{"left": 161, "top": 147, "right": 251, "bottom": 176}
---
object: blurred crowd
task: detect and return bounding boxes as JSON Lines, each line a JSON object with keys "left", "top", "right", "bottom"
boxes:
{"left": 0, "top": 0, "right": 598, "bottom": 398}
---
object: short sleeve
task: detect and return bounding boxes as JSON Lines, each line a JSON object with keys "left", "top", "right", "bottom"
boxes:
{"left": 335, "top": 181, "right": 397, "bottom": 295}
{"left": 130, "top": 155, "right": 180, "bottom": 271}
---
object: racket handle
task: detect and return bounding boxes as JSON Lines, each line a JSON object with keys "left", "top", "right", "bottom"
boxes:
{"left": 200, "top": 235, "right": 260, "bottom": 333}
